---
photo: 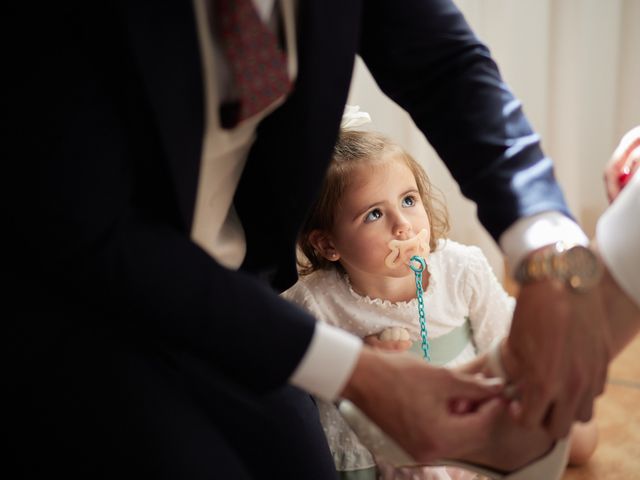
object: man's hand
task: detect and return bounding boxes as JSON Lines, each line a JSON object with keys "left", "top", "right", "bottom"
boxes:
{"left": 604, "top": 125, "right": 640, "bottom": 202}
{"left": 504, "top": 280, "right": 612, "bottom": 438}
{"left": 340, "top": 347, "right": 505, "bottom": 463}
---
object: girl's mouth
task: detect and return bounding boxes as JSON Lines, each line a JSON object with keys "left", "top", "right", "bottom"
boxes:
{"left": 384, "top": 229, "right": 429, "bottom": 268}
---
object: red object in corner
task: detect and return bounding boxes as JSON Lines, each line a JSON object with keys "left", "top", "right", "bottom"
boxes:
{"left": 618, "top": 160, "right": 638, "bottom": 190}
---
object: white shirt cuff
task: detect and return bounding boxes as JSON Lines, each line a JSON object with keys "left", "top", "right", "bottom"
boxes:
{"left": 499, "top": 211, "right": 589, "bottom": 277}
{"left": 596, "top": 173, "right": 640, "bottom": 307}
{"left": 289, "top": 322, "right": 363, "bottom": 401}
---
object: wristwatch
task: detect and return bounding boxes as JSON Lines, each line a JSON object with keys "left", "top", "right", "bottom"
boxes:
{"left": 515, "top": 241, "right": 603, "bottom": 293}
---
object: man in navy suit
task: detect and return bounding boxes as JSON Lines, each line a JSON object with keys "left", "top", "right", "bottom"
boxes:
{"left": 4, "top": 0, "right": 611, "bottom": 478}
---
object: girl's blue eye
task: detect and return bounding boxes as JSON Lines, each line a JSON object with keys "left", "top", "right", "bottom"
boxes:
{"left": 364, "top": 209, "right": 382, "bottom": 223}
{"left": 402, "top": 195, "right": 416, "bottom": 207}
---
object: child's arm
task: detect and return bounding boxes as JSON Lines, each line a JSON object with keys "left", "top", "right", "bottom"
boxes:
{"left": 568, "top": 420, "right": 598, "bottom": 466}
{"left": 464, "top": 246, "right": 515, "bottom": 353}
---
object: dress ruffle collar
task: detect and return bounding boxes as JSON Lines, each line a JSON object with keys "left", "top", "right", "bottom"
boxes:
{"left": 341, "top": 261, "right": 436, "bottom": 309}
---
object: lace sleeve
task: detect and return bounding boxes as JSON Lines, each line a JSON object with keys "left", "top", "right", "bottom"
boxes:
{"left": 281, "top": 281, "right": 330, "bottom": 325}
{"left": 463, "top": 247, "right": 515, "bottom": 353}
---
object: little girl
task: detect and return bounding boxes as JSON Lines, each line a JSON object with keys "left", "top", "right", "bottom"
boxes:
{"left": 282, "top": 110, "right": 596, "bottom": 479}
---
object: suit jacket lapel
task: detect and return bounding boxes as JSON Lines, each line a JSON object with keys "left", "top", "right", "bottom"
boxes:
{"left": 122, "top": 0, "right": 204, "bottom": 231}
{"left": 237, "top": 0, "right": 362, "bottom": 287}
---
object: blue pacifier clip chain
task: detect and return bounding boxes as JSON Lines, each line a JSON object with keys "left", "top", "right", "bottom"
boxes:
{"left": 409, "top": 255, "right": 430, "bottom": 361}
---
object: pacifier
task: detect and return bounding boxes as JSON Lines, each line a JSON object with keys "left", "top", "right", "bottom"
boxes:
{"left": 384, "top": 229, "right": 429, "bottom": 269}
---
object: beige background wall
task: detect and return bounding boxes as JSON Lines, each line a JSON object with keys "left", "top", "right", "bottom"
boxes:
{"left": 347, "top": 0, "right": 640, "bottom": 281}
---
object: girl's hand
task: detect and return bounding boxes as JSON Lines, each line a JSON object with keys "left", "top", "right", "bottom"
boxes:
{"left": 364, "top": 327, "right": 412, "bottom": 352}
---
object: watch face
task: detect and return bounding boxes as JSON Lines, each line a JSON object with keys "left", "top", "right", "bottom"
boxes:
{"left": 564, "top": 246, "right": 602, "bottom": 291}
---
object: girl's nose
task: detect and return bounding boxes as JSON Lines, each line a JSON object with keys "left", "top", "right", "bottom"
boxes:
{"left": 393, "top": 215, "right": 412, "bottom": 238}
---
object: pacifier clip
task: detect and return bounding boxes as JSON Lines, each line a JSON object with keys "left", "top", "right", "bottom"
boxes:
{"left": 409, "top": 255, "right": 430, "bottom": 361}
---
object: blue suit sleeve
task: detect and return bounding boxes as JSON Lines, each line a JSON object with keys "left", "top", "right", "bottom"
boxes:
{"left": 360, "top": 0, "right": 573, "bottom": 240}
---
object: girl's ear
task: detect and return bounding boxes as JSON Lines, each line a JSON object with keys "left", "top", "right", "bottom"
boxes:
{"left": 308, "top": 230, "right": 340, "bottom": 261}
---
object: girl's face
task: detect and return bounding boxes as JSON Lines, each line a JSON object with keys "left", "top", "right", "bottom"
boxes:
{"left": 325, "top": 155, "right": 431, "bottom": 282}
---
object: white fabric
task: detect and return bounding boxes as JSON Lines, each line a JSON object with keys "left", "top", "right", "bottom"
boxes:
{"left": 597, "top": 172, "right": 640, "bottom": 307}
{"left": 289, "top": 322, "right": 363, "bottom": 400}
{"left": 341, "top": 105, "right": 372, "bottom": 129}
{"left": 283, "top": 239, "right": 515, "bottom": 478}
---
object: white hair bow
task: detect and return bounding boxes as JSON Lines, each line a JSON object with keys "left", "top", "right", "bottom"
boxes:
{"left": 341, "top": 105, "right": 372, "bottom": 129}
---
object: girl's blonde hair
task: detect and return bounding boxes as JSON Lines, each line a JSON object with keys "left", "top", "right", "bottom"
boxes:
{"left": 298, "top": 129, "right": 449, "bottom": 275}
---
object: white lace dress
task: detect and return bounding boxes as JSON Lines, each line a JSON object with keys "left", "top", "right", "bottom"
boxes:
{"left": 282, "top": 239, "right": 515, "bottom": 480}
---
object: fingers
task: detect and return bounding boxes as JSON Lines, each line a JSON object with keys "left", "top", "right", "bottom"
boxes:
{"left": 363, "top": 334, "right": 382, "bottom": 348}
{"left": 513, "top": 379, "right": 552, "bottom": 428}
{"left": 502, "top": 339, "right": 554, "bottom": 428}
{"left": 574, "top": 359, "right": 606, "bottom": 424}
{"left": 449, "top": 398, "right": 472, "bottom": 414}
{"left": 376, "top": 462, "right": 395, "bottom": 480}
{"left": 438, "top": 368, "right": 504, "bottom": 415}
{"left": 575, "top": 396, "right": 594, "bottom": 424}
{"left": 575, "top": 317, "right": 610, "bottom": 423}
{"left": 504, "top": 281, "right": 610, "bottom": 435}
{"left": 449, "top": 396, "right": 505, "bottom": 441}
{"left": 510, "top": 347, "right": 605, "bottom": 435}
{"left": 430, "top": 396, "right": 505, "bottom": 462}
{"left": 453, "top": 354, "right": 487, "bottom": 376}
{"left": 365, "top": 328, "right": 413, "bottom": 352}
{"left": 392, "top": 340, "right": 414, "bottom": 352}
{"left": 508, "top": 363, "right": 560, "bottom": 429}
{"left": 575, "top": 354, "right": 607, "bottom": 424}
{"left": 544, "top": 391, "right": 579, "bottom": 438}
{"left": 447, "top": 370, "right": 504, "bottom": 401}
{"left": 550, "top": 367, "right": 589, "bottom": 435}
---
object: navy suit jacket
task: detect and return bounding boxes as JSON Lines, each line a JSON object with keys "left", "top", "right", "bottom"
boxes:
{"left": 5, "top": 0, "right": 570, "bottom": 395}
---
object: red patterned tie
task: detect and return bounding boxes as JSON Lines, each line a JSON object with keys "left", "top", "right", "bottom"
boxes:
{"left": 213, "top": 0, "right": 292, "bottom": 129}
